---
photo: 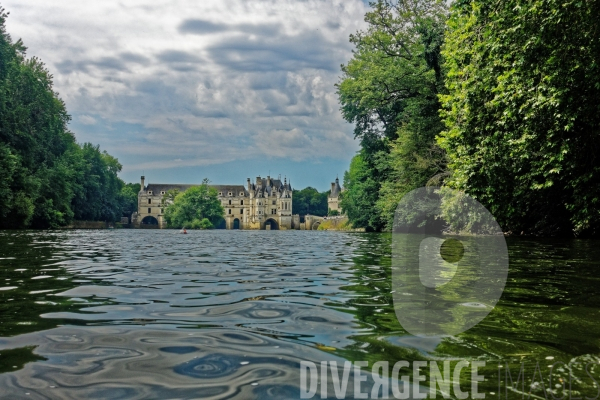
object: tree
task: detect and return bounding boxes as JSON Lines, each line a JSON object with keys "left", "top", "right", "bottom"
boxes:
{"left": 292, "top": 187, "right": 328, "bottom": 216}
{"left": 340, "top": 154, "right": 382, "bottom": 230}
{"left": 439, "top": 0, "right": 600, "bottom": 236}
{"left": 0, "top": 7, "right": 127, "bottom": 228}
{"left": 163, "top": 179, "right": 224, "bottom": 229}
{"left": 70, "top": 143, "right": 124, "bottom": 223}
{"left": 119, "top": 183, "right": 140, "bottom": 219}
{"left": 337, "top": 0, "right": 448, "bottom": 231}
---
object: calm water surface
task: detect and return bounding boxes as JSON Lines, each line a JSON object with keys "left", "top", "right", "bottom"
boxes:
{"left": 0, "top": 230, "right": 599, "bottom": 399}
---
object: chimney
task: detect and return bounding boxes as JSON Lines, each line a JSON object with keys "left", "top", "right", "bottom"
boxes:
{"left": 141, "top": 176, "right": 145, "bottom": 190}
{"left": 256, "top": 176, "right": 261, "bottom": 187}
{"left": 247, "top": 178, "right": 251, "bottom": 191}
{"left": 331, "top": 182, "right": 335, "bottom": 192}
{"left": 267, "top": 175, "right": 271, "bottom": 187}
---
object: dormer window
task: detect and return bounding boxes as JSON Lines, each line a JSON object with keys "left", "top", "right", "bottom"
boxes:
{"left": 240, "top": 192, "right": 244, "bottom": 196}
{"left": 161, "top": 191, "right": 165, "bottom": 195}
{"left": 219, "top": 192, "right": 223, "bottom": 196}
{"left": 228, "top": 192, "right": 232, "bottom": 196}
{"left": 148, "top": 191, "right": 153, "bottom": 195}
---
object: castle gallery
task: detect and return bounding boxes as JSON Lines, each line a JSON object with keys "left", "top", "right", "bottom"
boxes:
{"left": 131, "top": 175, "right": 342, "bottom": 230}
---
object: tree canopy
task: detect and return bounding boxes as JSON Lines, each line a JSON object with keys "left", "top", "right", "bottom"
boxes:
{"left": 337, "top": 0, "right": 448, "bottom": 231}
{"left": 339, "top": 0, "right": 600, "bottom": 236}
{"left": 163, "top": 180, "right": 224, "bottom": 229}
{"left": 439, "top": 0, "right": 600, "bottom": 236}
{"left": 292, "top": 187, "right": 329, "bottom": 216}
{"left": 0, "top": 7, "right": 135, "bottom": 228}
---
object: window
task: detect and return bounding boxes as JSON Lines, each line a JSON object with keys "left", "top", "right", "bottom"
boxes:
{"left": 161, "top": 209, "right": 164, "bottom": 214}
{"left": 228, "top": 192, "right": 232, "bottom": 196}
{"left": 148, "top": 191, "right": 153, "bottom": 195}
{"left": 148, "top": 199, "right": 152, "bottom": 204}
{"left": 240, "top": 192, "right": 244, "bottom": 196}
{"left": 161, "top": 191, "right": 165, "bottom": 195}
{"left": 229, "top": 200, "right": 232, "bottom": 205}
{"left": 241, "top": 209, "right": 243, "bottom": 214}
{"left": 272, "top": 209, "right": 276, "bottom": 215}
{"left": 148, "top": 208, "right": 152, "bottom": 213}
{"left": 219, "top": 192, "right": 223, "bottom": 196}
{"left": 228, "top": 209, "right": 231, "bottom": 215}
{"left": 240, "top": 200, "right": 244, "bottom": 205}
{"left": 272, "top": 200, "right": 276, "bottom": 205}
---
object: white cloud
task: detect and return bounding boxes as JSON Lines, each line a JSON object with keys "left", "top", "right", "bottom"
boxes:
{"left": 2, "top": 0, "right": 367, "bottom": 177}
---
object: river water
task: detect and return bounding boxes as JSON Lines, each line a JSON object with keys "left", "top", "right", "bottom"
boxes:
{"left": 0, "top": 230, "right": 599, "bottom": 399}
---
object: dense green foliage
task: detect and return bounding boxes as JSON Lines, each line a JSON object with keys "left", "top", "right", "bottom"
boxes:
{"left": 340, "top": 154, "right": 381, "bottom": 229}
{"left": 440, "top": 0, "right": 600, "bottom": 236}
{"left": 0, "top": 8, "right": 134, "bottom": 228}
{"left": 163, "top": 180, "right": 224, "bottom": 229}
{"left": 337, "top": 0, "right": 448, "bottom": 231}
{"left": 119, "top": 183, "right": 141, "bottom": 220}
{"left": 340, "top": 0, "right": 600, "bottom": 235}
{"left": 292, "top": 187, "right": 328, "bottom": 216}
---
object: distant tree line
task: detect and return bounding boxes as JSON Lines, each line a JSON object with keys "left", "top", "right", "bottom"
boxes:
{"left": 0, "top": 8, "right": 137, "bottom": 229}
{"left": 338, "top": 0, "right": 600, "bottom": 236}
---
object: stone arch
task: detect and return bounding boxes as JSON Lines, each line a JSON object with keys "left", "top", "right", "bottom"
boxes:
{"left": 233, "top": 218, "right": 240, "bottom": 229}
{"left": 141, "top": 216, "right": 159, "bottom": 225}
{"left": 264, "top": 218, "right": 279, "bottom": 230}
{"left": 312, "top": 221, "right": 321, "bottom": 230}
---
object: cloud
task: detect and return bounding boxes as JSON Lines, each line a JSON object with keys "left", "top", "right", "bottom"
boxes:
{"left": 78, "top": 115, "right": 97, "bottom": 125}
{"left": 178, "top": 19, "right": 228, "bottom": 35}
{"left": 156, "top": 50, "right": 202, "bottom": 64}
{"left": 2, "top": 0, "right": 368, "bottom": 185}
{"left": 207, "top": 31, "right": 341, "bottom": 73}
{"left": 179, "top": 19, "right": 283, "bottom": 37}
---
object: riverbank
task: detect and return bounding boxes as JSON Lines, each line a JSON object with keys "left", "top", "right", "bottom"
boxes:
{"left": 59, "top": 221, "right": 132, "bottom": 229}
{"left": 316, "top": 216, "right": 365, "bottom": 232}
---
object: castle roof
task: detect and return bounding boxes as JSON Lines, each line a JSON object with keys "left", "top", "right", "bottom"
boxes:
{"left": 212, "top": 185, "right": 247, "bottom": 195}
{"left": 248, "top": 177, "right": 292, "bottom": 197}
{"left": 143, "top": 175, "right": 291, "bottom": 198}
{"left": 329, "top": 177, "right": 342, "bottom": 198}
{"left": 144, "top": 183, "right": 248, "bottom": 196}
{"left": 145, "top": 184, "right": 196, "bottom": 193}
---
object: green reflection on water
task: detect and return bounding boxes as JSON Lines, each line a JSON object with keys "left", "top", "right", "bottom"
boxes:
{"left": 0, "top": 346, "right": 47, "bottom": 374}
{"left": 336, "top": 234, "right": 600, "bottom": 398}
{"left": 0, "top": 232, "right": 84, "bottom": 337}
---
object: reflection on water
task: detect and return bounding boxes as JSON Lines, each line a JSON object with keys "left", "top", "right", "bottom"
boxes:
{"left": 0, "top": 231, "right": 599, "bottom": 399}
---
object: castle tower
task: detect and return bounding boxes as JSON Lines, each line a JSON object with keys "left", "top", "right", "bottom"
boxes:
{"left": 327, "top": 177, "right": 342, "bottom": 215}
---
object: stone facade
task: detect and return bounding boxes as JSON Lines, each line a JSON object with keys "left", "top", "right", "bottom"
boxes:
{"left": 327, "top": 177, "right": 342, "bottom": 214}
{"left": 132, "top": 175, "right": 294, "bottom": 230}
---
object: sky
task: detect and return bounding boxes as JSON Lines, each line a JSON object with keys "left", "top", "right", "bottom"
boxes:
{"left": 2, "top": 0, "right": 370, "bottom": 191}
